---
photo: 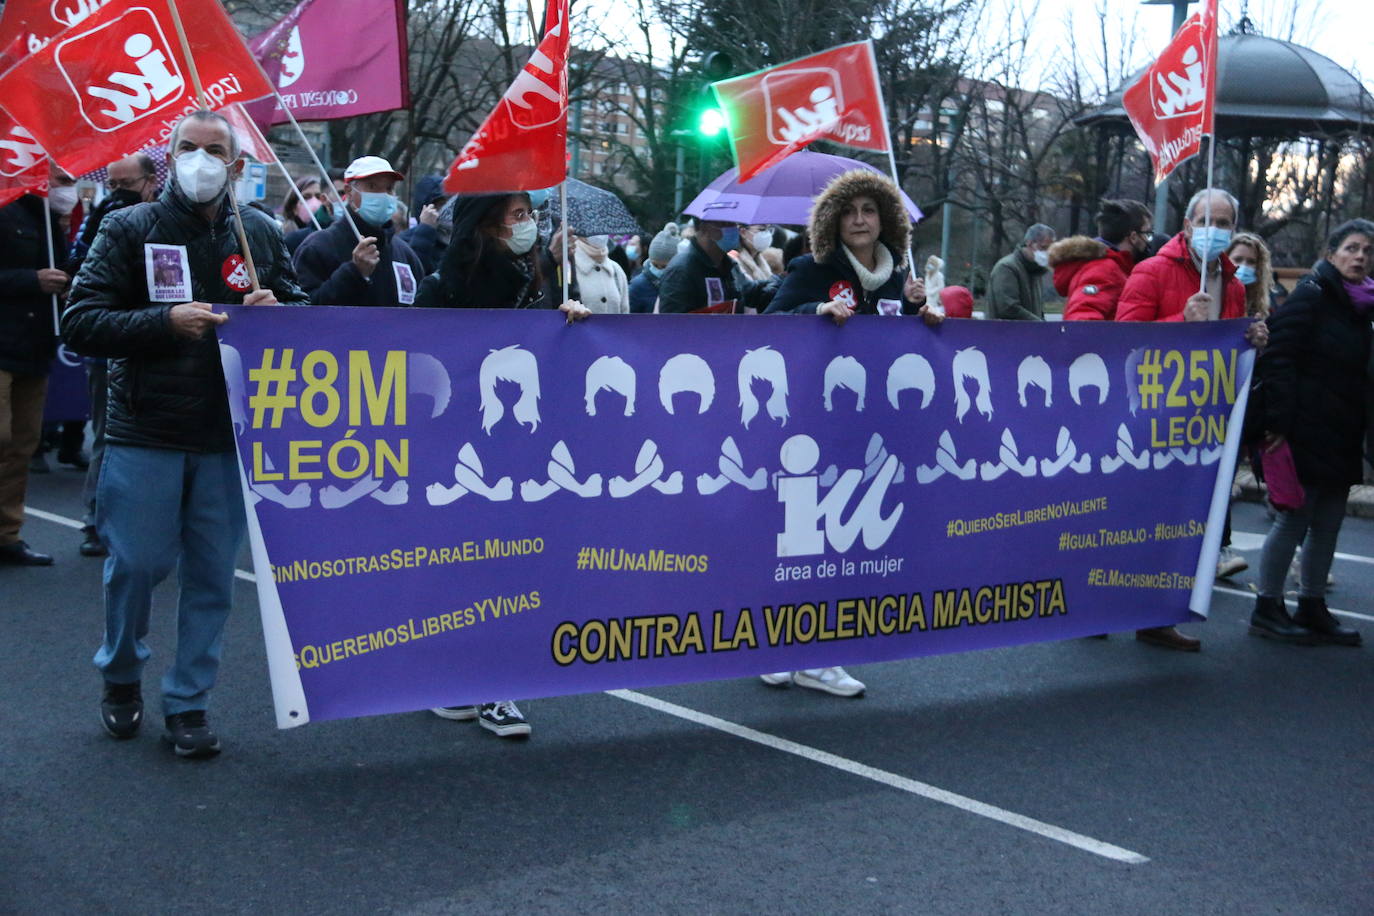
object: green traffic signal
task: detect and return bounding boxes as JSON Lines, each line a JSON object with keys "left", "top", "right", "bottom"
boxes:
{"left": 698, "top": 107, "right": 727, "bottom": 137}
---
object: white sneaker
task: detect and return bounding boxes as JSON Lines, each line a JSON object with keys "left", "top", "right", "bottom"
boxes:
{"left": 792, "top": 667, "right": 865, "bottom": 697}
{"left": 1216, "top": 547, "right": 1248, "bottom": 578}
{"left": 758, "top": 672, "right": 793, "bottom": 687}
{"left": 430, "top": 706, "right": 477, "bottom": 720}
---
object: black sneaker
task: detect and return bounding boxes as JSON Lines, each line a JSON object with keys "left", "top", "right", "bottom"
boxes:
{"left": 478, "top": 701, "right": 530, "bottom": 738}
{"left": 100, "top": 681, "right": 143, "bottom": 739}
{"left": 162, "top": 711, "right": 221, "bottom": 758}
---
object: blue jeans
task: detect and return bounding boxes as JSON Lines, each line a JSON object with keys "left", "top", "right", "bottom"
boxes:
{"left": 93, "top": 445, "right": 246, "bottom": 716}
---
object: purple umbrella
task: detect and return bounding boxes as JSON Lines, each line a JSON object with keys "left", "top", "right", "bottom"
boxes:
{"left": 683, "top": 151, "right": 923, "bottom": 227}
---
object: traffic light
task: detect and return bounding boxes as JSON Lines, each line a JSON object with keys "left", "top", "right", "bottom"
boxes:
{"left": 695, "top": 51, "right": 733, "bottom": 140}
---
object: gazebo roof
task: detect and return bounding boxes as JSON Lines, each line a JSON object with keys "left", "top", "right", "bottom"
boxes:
{"left": 1077, "top": 31, "right": 1374, "bottom": 137}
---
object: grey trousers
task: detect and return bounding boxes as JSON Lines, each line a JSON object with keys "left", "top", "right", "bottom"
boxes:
{"left": 1257, "top": 485, "right": 1348, "bottom": 599}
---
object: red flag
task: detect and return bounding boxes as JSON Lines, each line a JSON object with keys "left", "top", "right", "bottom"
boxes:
{"left": 245, "top": 0, "right": 408, "bottom": 126}
{"left": 222, "top": 102, "right": 276, "bottom": 163}
{"left": 711, "top": 41, "right": 891, "bottom": 183}
{"left": 0, "top": 0, "right": 114, "bottom": 54}
{"left": 0, "top": 0, "right": 274, "bottom": 178}
{"left": 1121, "top": 0, "right": 1219, "bottom": 182}
{"left": 0, "top": 38, "right": 50, "bottom": 207}
{"left": 442, "top": 0, "right": 569, "bottom": 193}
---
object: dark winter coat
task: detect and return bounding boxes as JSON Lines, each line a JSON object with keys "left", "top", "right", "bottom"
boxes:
{"left": 656, "top": 238, "right": 738, "bottom": 313}
{"left": 627, "top": 268, "right": 660, "bottom": 313}
{"left": 1256, "top": 259, "right": 1372, "bottom": 488}
{"left": 1049, "top": 236, "right": 1135, "bottom": 321}
{"left": 987, "top": 249, "right": 1047, "bottom": 320}
{"left": 765, "top": 168, "right": 916, "bottom": 316}
{"left": 400, "top": 221, "right": 445, "bottom": 275}
{"left": 293, "top": 212, "right": 424, "bottom": 307}
{"left": 413, "top": 193, "right": 558, "bottom": 310}
{"left": 62, "top": 183, "right": 308, "bottom": 453}
{"left": 1117, "top": 232, "right": 1245, "bottom": 322}
{"left": 0, "top": 194, "right": 65, "bottom": 376}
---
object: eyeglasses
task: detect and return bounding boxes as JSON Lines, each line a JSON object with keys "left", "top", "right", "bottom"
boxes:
{"left": 106, "top": 176, "right": 148, "bottom": 191}
{"left": 503, "top": 208, "right": 533, "bottom": 225}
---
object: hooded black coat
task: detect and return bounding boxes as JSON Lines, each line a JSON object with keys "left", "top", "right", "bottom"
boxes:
{"left": 1257, "top": 259, "right": 1372, "bottom": 487}
{"left": 414, "top": 193, "right": 559, "bottom": 310}
{"left": 61, "top": 182, "right": 308, "bottom": 453}
{"left": 293, "top": 209, "right": 424, "bottom": 307}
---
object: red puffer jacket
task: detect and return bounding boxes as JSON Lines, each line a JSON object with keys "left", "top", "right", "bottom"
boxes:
{"left": 1049, "top": 236, "right": 1134, "bottom": 321}
{"left": 1116, "top": 232, "right": 1245, "bottom": 322}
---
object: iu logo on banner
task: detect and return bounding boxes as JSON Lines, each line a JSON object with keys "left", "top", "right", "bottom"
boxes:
{"left": 712, "top": 41, "right": 891, "bottom": 183}
{"left": 54, "top": 6, "right": 186, "bottom": 133}
{"left": 0, "top": 124, "right": 47, "bottom": 177}
{"left": 1121, "top": 0, "right": 1218, "bottom": 183}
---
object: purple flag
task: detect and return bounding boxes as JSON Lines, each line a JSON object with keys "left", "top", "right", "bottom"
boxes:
{"left": 246, "top": 0, "right": 409, "bottom": 126}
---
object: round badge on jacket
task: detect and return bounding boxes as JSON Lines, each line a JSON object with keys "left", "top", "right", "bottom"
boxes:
{"left": 222, "top": 255, "right": 252, "bottom": 292}
{"left": 829, "top": 281, "right": 857, "bottom": 309}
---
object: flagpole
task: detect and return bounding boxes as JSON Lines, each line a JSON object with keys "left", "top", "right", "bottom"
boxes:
{"left": 560, "top": 181, "right": 570, "bottom": 305}
{"left": 271, "top": 91, "right": 363, "bottom": 242}
{"left": 165, "top": 0, "right": 262, "bottom": 292}
{"left": 42, "top": 191, "right": 59, "bottom": 336}
{"left": 864, "top": 39, "right": 928, "bottom": 312}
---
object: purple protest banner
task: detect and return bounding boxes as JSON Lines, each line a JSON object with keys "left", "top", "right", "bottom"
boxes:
{"left": 216, "top": 308, "right": 1254, "bottom": 727}
{"left": 246, "top": 0, "right": 409, "bottom": 126}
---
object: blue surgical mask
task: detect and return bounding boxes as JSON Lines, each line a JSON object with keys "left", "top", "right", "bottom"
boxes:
{"left": 357, "top": 191, "right": 397, "bottom": 227}
{"left": 1190, "top": 226, "right": 1232, "bottom": 262}
{"left": 644, "top": 263, "right": 663, "bottom": 279}
{"left": 505, "top": 218, "right": 539, "bottom": 255}
{"left": 719, "top": 227, "right": 740, "bottom": 251}
{"left": 1233, "top": 264, "right": 1257, "bottom": 285}
{"left": 624, "top": 244, "right": 639, "bottom": 260}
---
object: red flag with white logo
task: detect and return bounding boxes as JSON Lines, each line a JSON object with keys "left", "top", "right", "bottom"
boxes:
{"left": 0, "top": 39, "right": 50, "bottom": 207}
{"left": 0, "top": 0, "right": 274, "bottom": 178}
{"left": 442, "top": 0, "right": 568, "bottom": 193}
{"left": 1121, "top": 0, "right": 1218, "bottom": 183}
{"left": 710, "top": 41, "right": 892, "bottom": 183}
{"left": 221, "top": 102, "right": 276, "bottom": 163}
{"left": 0, "top": 0, "right": 115, "bottom": 54}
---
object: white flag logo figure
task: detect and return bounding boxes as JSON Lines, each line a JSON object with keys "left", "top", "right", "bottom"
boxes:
{"left": 0, "top": 126, "right": 46, "bottom": 177}
{"left": 1151, "top": 35, "right": 1206, "bottom": 119}
{"left": 55, "top": 9, "right": 185, "bottom": 132}
{"left": 764, "top": 69, "right": 844, "bottom": 145}
{"left": 50, "top": 0, "right": 111, "bottom": 27}
{"left": 277, "top": 25, "right": 305, "bottom": 88}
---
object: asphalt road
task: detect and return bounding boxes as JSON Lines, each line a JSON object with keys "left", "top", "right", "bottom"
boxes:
{"left": 3, "top": 470, "right": 1371, "bottom": 915}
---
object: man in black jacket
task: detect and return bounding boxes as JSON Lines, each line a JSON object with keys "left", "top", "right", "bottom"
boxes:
{"left": 0, "top": 164, "right": 73, "bottom": 566}
{"left": 292, "top": 156, "right": 425, "bottom": 307}
{"left": 657, "top": 218, "right": 739, "bottom": 313}
{"left": 62, "top": 110, "right": 307, "bottom": 759}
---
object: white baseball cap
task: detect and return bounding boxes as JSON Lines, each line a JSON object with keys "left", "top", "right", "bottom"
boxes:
{"left": 344, "top": 156, "right": 404, "bottom": 182}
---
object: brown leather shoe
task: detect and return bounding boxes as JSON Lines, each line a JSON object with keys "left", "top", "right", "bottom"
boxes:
{"left": 1135, "top": 625, "right": 1201, "bottom": 651}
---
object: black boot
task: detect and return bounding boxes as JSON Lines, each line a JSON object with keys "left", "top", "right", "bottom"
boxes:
{"left": 1249, "top": 596, "right": 1318, "bottom": 644}
{"left": 1293, "top": 597, "right": 1362, "bottom": 647}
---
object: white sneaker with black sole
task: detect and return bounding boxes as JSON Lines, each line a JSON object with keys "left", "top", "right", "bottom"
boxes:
{"left": 758, "top": 672, "right": 792, "bottom": 687}
{"left": 792, "top": 667, "right": 865, "bottom": 697}
{"left": 1216, "top": 547, "right": 1248, "bottom": 578}
{"left": 478, "top": 701, "right": 530, "bottom": 737}
{"left": 430, "top": 706, "right": 478, "bottom": 720}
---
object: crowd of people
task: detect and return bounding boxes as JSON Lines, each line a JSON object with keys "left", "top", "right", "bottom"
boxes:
{"left": 2, "top": 109, "right": 1370, "bottom": 759}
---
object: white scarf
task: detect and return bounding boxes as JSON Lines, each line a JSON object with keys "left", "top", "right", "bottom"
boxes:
{"left": 735, "top": 247, "right": 774, "bottom": 283}
{"left": 576, "top": 237, "right": 608, "bottom": 263}
{"left": 842, "top": 243, "right": 893, "bottom": 291}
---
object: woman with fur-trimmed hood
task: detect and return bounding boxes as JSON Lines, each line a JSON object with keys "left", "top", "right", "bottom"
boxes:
{"left": 766, "top": 170, "right": 937, "bottom": 325}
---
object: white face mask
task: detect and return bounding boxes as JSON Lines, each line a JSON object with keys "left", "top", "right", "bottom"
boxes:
{"left": 750, "top": 230, "right": 773, "bottom": 253}
{"left": 505, "top": 218, "right": 538, "bottom": 255}
{"left": 174, "top": 148, "right": 228, "bottom": 203}
{"left": 1032, "top": 249, "right": 1050, "bottom": 268}
{"left": 48, "top": 185, "right": 79, "bottom": 215}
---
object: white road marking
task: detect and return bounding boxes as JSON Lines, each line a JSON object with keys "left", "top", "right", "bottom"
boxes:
{"left": 608, "top": 688, "right": 1149, "bottom": 863}
{"left": 1211, "top": 583, "right": 1374, "bottom": 622}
